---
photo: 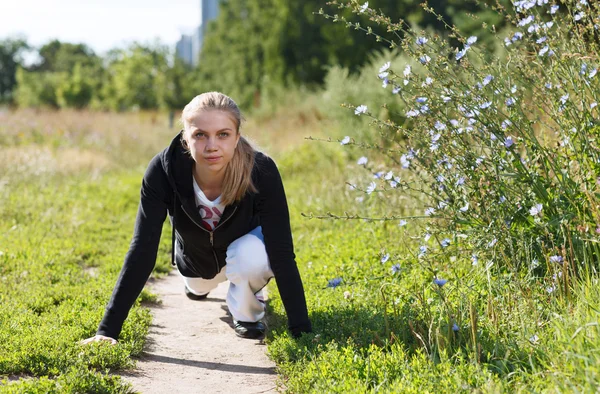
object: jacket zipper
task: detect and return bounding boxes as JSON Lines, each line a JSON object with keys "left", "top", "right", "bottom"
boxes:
{"left": 180, "top": 204, "right": 238, "bottom": 273}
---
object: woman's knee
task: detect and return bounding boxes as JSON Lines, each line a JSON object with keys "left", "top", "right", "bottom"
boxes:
{"left": 226, "top": 230, "right": 270, "bottom": 278}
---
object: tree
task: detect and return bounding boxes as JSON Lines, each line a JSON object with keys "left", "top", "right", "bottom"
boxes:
{"left": 0, "top": 37, "right": 29, "bottom": 103}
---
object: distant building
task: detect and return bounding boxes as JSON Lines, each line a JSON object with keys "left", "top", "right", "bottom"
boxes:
{"left": 176, "top": 0, "right": 220, "bottom": 66}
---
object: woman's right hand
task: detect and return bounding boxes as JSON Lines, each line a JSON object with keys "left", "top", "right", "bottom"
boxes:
{"left": 80, "top": 335, "right": 117, "bottom": 345}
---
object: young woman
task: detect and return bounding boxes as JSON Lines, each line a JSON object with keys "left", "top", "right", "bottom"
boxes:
{"left": 82, "top": 92, "right": 312, "bottom": 343}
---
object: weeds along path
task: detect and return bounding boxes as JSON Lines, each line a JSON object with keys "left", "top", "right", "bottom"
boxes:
{"left": 120, "top": 270, "right": 277, "bottom": 394}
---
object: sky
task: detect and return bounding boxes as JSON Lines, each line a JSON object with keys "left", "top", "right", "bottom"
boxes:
{"left": 1, "top": 0, "right": 201, "bottom": 55}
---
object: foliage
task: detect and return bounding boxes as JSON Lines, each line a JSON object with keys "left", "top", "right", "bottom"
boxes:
{"left": 0, "top": 37, "right": 29, "bottom": 104}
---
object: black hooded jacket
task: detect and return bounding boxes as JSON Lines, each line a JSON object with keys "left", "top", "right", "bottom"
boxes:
{"left": 96, "top": 133, "right": 312, "bottom": 339}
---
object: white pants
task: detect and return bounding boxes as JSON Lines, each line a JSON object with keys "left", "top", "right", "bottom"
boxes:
{"left": 177, "top": 226, "right": 274, "bottom": 323}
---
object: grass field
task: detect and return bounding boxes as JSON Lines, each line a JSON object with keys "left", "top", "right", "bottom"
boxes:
{"left": 1, "top": 107, "right": 600, "bottom": 393}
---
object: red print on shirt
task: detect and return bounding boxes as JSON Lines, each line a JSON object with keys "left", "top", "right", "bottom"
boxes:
{"left": 198, "top": 205, "right": 222, "bottom": 230}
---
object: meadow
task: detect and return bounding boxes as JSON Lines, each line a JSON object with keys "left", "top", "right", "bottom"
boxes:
{"left": 2, "top": 1, "right": 600, "bottom": 392}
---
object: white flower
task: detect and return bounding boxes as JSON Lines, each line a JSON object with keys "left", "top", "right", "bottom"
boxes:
{"left": 379, "top": 61, "right": 391, "bottom": 73}
{"left": 419, "top": 55, "right": 431, "bottom": 65}
{"left": 424, "top": 233, "right": 431, "bottom": 242}
{"left": 589, "top": 68, "right": 598, "bottom": 78}
{"left": 389, "top": 181, "right": 398, "bottom": 188}
{"left": 424, "top": 207, "right": 436, "bottom": 216}
{"left": 366, "top": 182, "right": 377, "bottom": 194}
{"left": 398, "top": 220, "right": 408, "bottom": 227}
{"left": 529, "top": 335, "right": 539, "bottom": 344}
{"left": 403, "top": 65, "right": 411, "bottom": 77}
{"left": 355, "top": 105, "right": 368, "bottom": 115}
{"left": 378, "top": 72, "right": 389, "bottom": 79}
{"left": 392, "top": 86, "right": 401, "bottom": 94}
{"left": 382, "top": 78, "right": 389, "bottom": 88}
{"left": 550, "top": 5, "right": 559, "bottom": 14}
{"left": 406, "top": 109, "right": 420, "bottom": 118}
{"left": 483, "top": 75, "right": 494, "bottom": 85}
{"left": 538, "top": 45, "right": 549, "bottom": 56}
{"left": 400, "top": 155, "right": 410, "bottom": 169}
{"left": 381, "top": 253, "right": 390, "bottom": 263}
{"left": 357, "top": 156, "right": 368, "bottom": 165}
{"left": 359, "top": 2, "right": 369, "bottom": 13}
{"left": 529, "top": 203, "right": 543, "bottom": 216}
{"left": 340, "top": 136, "right": 351, "bottom": 145}
{"left": 591, "top": 102, "right": 598, "bottom": 109}
{"left": 441, "top": 238, "right": 451, "bottom": 247}
{"left": 467, "top": 36, "right": 478, "bottom": 45}
{"left": 460, "top": 203, "right": 469, "bottom": 212}
{"left": 384, "top": 171, "right": 393, "bottom": 180}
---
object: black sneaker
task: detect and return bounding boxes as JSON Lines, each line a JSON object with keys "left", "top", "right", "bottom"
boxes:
{"left": 184, "top": 286, "right": 209, "bottom": 301}
{"left": 233, "top": 320, "right": 265, "bottom": 339}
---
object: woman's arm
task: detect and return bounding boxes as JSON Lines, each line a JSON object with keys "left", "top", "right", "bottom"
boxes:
{"left": 257, "top": 155, "right": 312, "bottom": 338}
{"left": 95, "top": 153, "right": 169, "bottom": 340}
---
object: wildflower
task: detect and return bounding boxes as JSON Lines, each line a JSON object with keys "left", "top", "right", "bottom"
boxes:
{"left": 381, "top": 253, "right": 390, "bottom": 263}
{"left": 436, "top": 174, "right": 445, "bottom": 183}
{"left": 504, "top": 136, "right": 515, "bottom": 148}
{"left": 343, "top": 291, "right": 351, "bottom": 299}
{"left": 471, "top": 254, "right": 478, "bottom": 265}
{"left": 403, "top": 79, "right": 409, "bottom": 86}
{"left": 340, "top": 136, "right": 351, "bottom": 145}
{"left": 433, "top": 278, "right": 448, "bottom": 287}
{"left": 456, "top": 177, "right": 465, "bottom": 186}
{"left": 355, "top": 196, "right": 364, "bottom": 203}
{"left": 434, "top": 121, "right": 446, "bottom": 130}
{"left": 416, "top": 37, "right": 428, "bottom": 45}
{"left": 467, "top": 36, "right": 478, "bottom": 45}
{"left": 529, "top": 335, "right": 539, "bottom": 344}
{"left": 400, "top": 154, "right": 410, "bottom": 168}
{"left": 488, "top": 238, "right": 497, "bottom": 247}
{"left": 327, "top": 277, "right": 343, "bottom": 288}
{"left": 384, "top": 171, "right": 393, "bottom": 180}
{"left": 374, "top": 171, "right": 385, "bottom": 179}
{"left": 424, "top": 77, "right": 433, "bottom": 85}
{"left": 366, "top": 182, "right": 377, "bottom": 194}
{"left": 403, "top": 65, "right": 411, "bottom": 77}
{"left": 392, "top": 86, "right": 401, "bottom": 94}
{"left": 382, "top": 78, "right": 389, "bottom": 88}
{"left": 591, "top": 102, "right": 598, "bottom": 109}
{"left": 420, "top": 105, "right": 430, "bottom": 113}
{"left": 499, "top": 196, "right": 506, "bottom": 203}
{"left": 425, "top": 207, "right": 436, "bottom": 216}
{"left": 416, "top": 97, "right": 428, "bottom": 103}
{"left": 355, "top": 105, "right": 368, "bottom": 115}
{"left": 460, "top": 202, "right": 469, "bottom": 212}
{"left": 546, "top": 284, "right": 556, "bottom": 293}
{"left": 529, "top": 203, "right": 543, "bottom": 216}
{"left": 483, "top": 75, "right": 494, "bottom": 85}
{"left": 528, "top": 24, "right": 540, "bottom": 34}
{"left": 545, "top": 83, "right": 552, "bottom": 89}
{"left": 406, "top": 109, "right": 420, "bottom": 118}
{"left": 511, "top": 85, "right": 518, "bottom": 94}
{"left": 506, "top": 97, "right": 516, "bottom": 107}
{"left": 378, "top": 72, "right": 389, "bottom": 79}
{"left": 391, "top": 264, "right": 401, "bottom": 274}
{"left": 512, "top": 32, "right": 524, "bottom": 42}
{"left": 475, "top": 156, "right": 484, "bottom": 166}
{"left": 518, "top": 15, "right": 534, "bottom": 27}
{"left": 418, "top": 246, "right": 428, "bottom": 257}
{"left": 531, "top": 259, "right": 539, "bottom": 268}
{"left": 544, "top": 21, "right": 554, "bottom": 29}
{"left": 538, "top": 45, "right": 549, "bottom": 56}
{"left": 536, "top": 36, "right": 547, "bottom": 44}
{"left": 424, "top": 233, "right": 432, "bottom": 241}
{"left": 357, "top": 156, "right": 368, "bottom": 165}
{"left": 452, "top": 323, "right": 459, "bottom": 332}
{"left": 441, "top": 238, "right": 451, "bottom": 247}
{"left": 419, "top": 55, "right": 431, "bottom": 65}
{"left": 501, "top": 119, "right": 512, "bottom": 129}
{"left": 456, "top": 48, "right": 468, "bottom": 61}
{"left": 504, "top": 37, "right": 512, "bottom": 47}
{"left": 550, "top": 5, "right": 559, "bottom": 14}
{"left": 379, "top": 61, "right": 391, "bottom": 73}
{"left": 480, "top": 101, "right": 492, "bottom": 109}
{"left": 398, "top": 220, "right": 408, "bottom": 227}
{"left": 574, "top": 12, "right": 585, "bottom": 21}
{"left": 359, "top": 2, "right": 369, "bottom": 13}
{"left": 549, "top": 255, "right": 563, "bottom": 264}
{"left": 589, "top": 69, "right": 598, "bottom": 78}
{"left": 560, "top": 94, "right": 569, "bottom": 104}
{"left": 389, "top": 181, "right": 398, "bottom": 188}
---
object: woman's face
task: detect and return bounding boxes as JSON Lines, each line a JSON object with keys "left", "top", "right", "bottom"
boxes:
{"left": 183, "top": 110, "right": 240, "bottom": 176}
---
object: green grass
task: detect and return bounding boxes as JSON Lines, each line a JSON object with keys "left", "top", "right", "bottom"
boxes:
{"left": 1, "top": 109, "right": 600, "bottom": 392}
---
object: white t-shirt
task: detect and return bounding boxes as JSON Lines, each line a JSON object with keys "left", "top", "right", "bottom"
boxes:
{"left": 192, "top": 176, "right": 226, "bottom": 231}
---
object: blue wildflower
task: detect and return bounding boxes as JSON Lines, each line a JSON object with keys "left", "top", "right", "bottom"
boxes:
{"left": 433, "top": 278, "right": 448, "bottom": 287}
{"left": 416, "top": 37, "right": 428, "bottom": 45}
{"left": 549, "top": 255, "right": 564, "bottom": 264}
{"left": 512, "top": 32, "right": 524, "bottom": 42}
{"left": 550, "top": 5, "right": 559, "bottom": 14}
{"left": 416, "top": 97, "right": 428, "bottom": 103}
{"left": 441, "top": 238, "right": 451, "bottom": 248}
{"left": 483, "top": 75, "right": 494, "bottom": 85}
{"left": 452, "top": 323, "right": 459, "bottom": 332}
{"left": 456, "top": 48, "right": 468, "bottom": 61}
{"left": 419, "top": 55, "right": 431, "bottom": 65}
{"left": 506, "top": 97, "right": 516, "bottom": 107}
{"left": 355, "top": 105, "right": 368, "bottom": 115}
{"left": 328, "top": 277, "right": 343, "bottom": 288}
{"left": 381, "top": 253, "right": 390, "bottom": 263}
{"left": 467, "top": 36, "right": 478, "bottom": 45}
{"left": 391, "top": 264, "right": 401, "bottom": 274}
{"left": 518, "top": 15, "right": 534, "bottom": 27}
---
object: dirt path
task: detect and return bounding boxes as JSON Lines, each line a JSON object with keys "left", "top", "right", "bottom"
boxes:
{"left": 120, "top": 270, "right": 278, "bottom": 394}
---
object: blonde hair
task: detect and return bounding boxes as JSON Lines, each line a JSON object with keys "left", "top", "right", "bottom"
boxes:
{"left": 181, "top": 92, "right": 257, "bottom": 206}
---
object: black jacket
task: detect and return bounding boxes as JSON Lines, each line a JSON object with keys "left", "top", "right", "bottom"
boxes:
{"left": 97, "top": 133, "right": 312, "bottom": 339}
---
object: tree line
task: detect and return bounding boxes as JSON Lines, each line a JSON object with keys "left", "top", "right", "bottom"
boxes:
{"left": 0, "top": 0, "right": 511, "bottom": 111}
